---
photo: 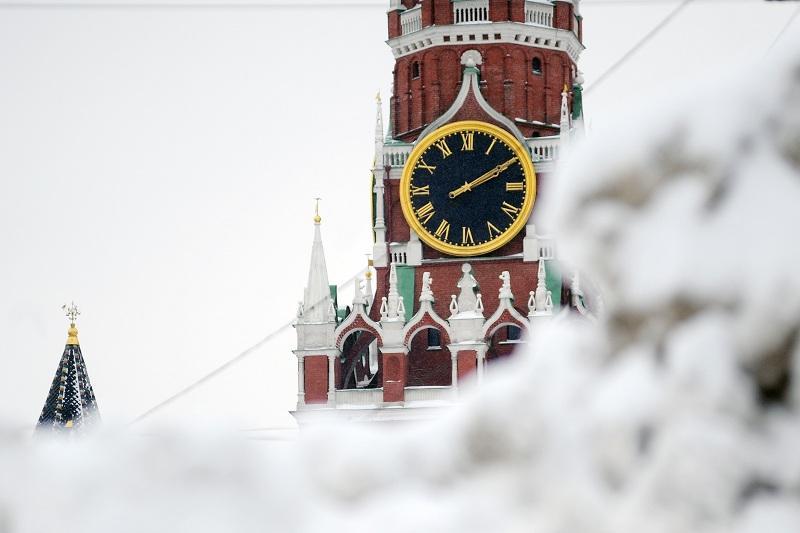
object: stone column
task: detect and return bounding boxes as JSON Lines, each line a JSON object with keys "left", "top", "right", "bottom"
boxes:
{"left": 327, "top": 353, "right": 336, "bottom": 406}
{"left": 476, "top": 346, "right": 487, "bottom": 384}
{"left": 450, "top": 351, "right": 459, "bottom": 390}
{"left": 297, "top": 357, "right": 305, "bottom": 407}
{"left": 449, "top": 342, "right": 489, "bottom": 385}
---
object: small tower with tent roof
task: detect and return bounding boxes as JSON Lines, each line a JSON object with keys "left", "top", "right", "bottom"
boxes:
{"left": 36, "top": 303, "right": 100, "bottom": 432}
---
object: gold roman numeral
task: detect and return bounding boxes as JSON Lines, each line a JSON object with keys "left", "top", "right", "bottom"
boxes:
{"left": 416, "top": 202, "right": 435, "bottom": 224}
{"left": 410, "top": 184, "right": 430, "bottom": 196}
{"left": 485, "top": 138, "right": 497, "bottom": 155}
{"left": 460, "top": 132, "right": 474, "bottom": 151}
{"left": 434, "top": 139, "right": 453, "bottom": 158}
{"left": 434, "top": 219, "right": 451, "bottom": 241}
{"left": 501, "top": 201, "right": 521, "bottom": 220}
{"left": 487, "top": 221, "right": 501, "bottom": 239}
{"left": 417, "top": 157, "right": 436, "bottom": 175}
{"left": 506, "top": 182, "right": 524, "bottom": 192}
{"left": 461, "top": 226, "right": 475, "bottom": 245}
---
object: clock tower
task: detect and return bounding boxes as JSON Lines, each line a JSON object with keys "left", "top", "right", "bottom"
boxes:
{"left": 293, "top": 0, "right": 586, "bottom": 424}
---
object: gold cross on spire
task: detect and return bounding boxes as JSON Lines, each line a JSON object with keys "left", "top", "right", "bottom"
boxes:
{"left": 62, "top": 302, "right": 80, "bottom": 324}
{"left": 61, "top": 302, "right": 80, "bottom": 346}
{"left": 314, "top": 197, "right": 322, "bottom": 224}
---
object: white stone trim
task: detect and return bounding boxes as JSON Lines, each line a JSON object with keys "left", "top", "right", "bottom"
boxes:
{"left": 292, "top": 348, "right": 340, "bottom": 359}
{"left": 387, "top": 21, "right": 584, "bottom": 63}
{"left": 417, "top": 61, "right": 528, "bottom": 147}
{"left": 297, "top": 357, "right": 305, "bottom": 406}
{"left": 403, "top": 301, "right": 454, "bottom": 348}
{"left": 333, "top": 308, "right": 383, "bottom": 350}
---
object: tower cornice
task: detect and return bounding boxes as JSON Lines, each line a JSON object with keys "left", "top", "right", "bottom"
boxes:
{"left": 387, "top": 21, "right": 584, "bottom": 62}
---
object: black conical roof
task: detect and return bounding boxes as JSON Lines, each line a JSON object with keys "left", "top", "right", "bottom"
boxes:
{"left": 36, "top": 324, "right": 99, "bottom": 432}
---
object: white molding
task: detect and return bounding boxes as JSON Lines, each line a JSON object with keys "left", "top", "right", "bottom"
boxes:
{"left": 481, "top": 299, "right": 530, "bottom": 340}
{"left": 417, "top": 61, "right": 528, "bottom": 147}
{"left": 334, "top": 310, "right": 382, "bottom": 348}
{"left": 387, "top": 21, "right": 584, "bottom": 63}
{"left": 293, "top": 348, "right": 340, "bottom": 359}
{"left": 403, "top": 301, "right": 454, "bottom": 347}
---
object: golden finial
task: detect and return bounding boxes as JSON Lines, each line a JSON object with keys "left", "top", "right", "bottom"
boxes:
{"left": 314, "top": 197, "right": 321, "bottom": 224}
{"left": 375, "top": 91, "right": 381, "bottom": 104}
{"left": 62, "top": 302, "right": 80, "bottom": 346}
{"left": 563, "top": 83, "right": 569, "bottom": 93}
{"left": 365, "top": 254, "right": 373, "bottom": 279}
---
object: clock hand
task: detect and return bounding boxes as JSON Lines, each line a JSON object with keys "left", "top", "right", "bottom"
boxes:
{"left": 448, "top": 157, "right": 518, "bottom": 199}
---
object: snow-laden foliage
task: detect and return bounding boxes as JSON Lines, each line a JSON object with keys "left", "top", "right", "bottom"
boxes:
{"left": 3, "top": 42, "right": 800, "bottom": 533}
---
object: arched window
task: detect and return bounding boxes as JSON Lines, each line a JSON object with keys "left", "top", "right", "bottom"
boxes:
{"left": 411, "top": 61, "right": 421, "bottom": 79}
{"left": 532, "top": 57, "right": 542, "bottom": 75}
{"left": 427, "top": 328, "right": 441, "bottom": 349}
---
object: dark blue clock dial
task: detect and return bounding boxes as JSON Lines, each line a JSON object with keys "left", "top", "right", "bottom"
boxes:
{"left": 407, "top": 128, "right": 530, "bottom": 248}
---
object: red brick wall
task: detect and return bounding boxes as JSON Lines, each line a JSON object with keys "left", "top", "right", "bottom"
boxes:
{"left": 304, "top": 355, "right": 328, "bottom": 404}
{"left": 408, "top": 332, "right": 452, "bottom": 386}
{"left": 553, "top": 1, "right": 574, "bottom": 31}
{"left": 393, "top": 45, "right": 572, "bottom": 142}
{"left": 432, "top": 0, "right": 453, "bottom": 26}
{"left": 489, "top": 0, "right": 508, "bottom": 22}
{"left": 410, "top": 259, "right": 538, "bottom": 325}
{"left": 388, "top": 10, "right": 401, "bottom": 40}
{"left": 509, "top": 0, "right": 525, "bottom": 23}
{"left": 457, "top": 350, "right": 477, "bottom": 379}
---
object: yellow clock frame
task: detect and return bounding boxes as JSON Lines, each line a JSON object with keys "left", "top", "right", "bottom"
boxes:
{"left": 399, "top": 120, "right": 537, "bottom": 257}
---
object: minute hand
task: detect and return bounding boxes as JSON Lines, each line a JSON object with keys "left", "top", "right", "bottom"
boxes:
{"left": 448, "top": 156, "right": 518, "bottom": 199}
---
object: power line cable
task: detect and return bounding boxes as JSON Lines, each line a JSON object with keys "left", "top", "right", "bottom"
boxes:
{"left": 584, "top": 0, "right": 694, "bottom": 95}
{"left": 767, "top": 3, "right": 800, "bottom": 52}
{"left": 0, "top": 0, "right": 746, "bottom": 9}
{"left": 129, "top": 268, "right": 364, "bottom": 425}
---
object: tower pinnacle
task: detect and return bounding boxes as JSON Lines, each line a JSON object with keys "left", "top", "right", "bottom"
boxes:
{"left": 62, "top": 302, "right": 80, "bottom": 345}
{"left": 559, "top": 84, "right": 571, "bottom": 157}
{"left": 374, "top": 92, "right": 384, "bottom": 168}
{"left": 37, "top": 304, "right": 99, "bottom": 432}
{"left": 298, "top": 202, "right": 334, "bottom": 324}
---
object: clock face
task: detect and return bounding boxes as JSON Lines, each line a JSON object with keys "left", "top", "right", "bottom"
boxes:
{"left": 400, "top": 121, "right": 536, "bottom": 256}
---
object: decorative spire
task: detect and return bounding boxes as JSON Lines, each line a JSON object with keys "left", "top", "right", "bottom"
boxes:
{"left": 449, "top": 294, "right": 459, "bottom": 317}
{"left": 364, "top": 256, "right": 374, "bottom": 307}
{"left": 572, "top": 71, "right": 585, "bottom": 136}
{"left": 382, "top": 262, "right": 404, "bottom": 321}
{"left": 37, "top": 304, "right": 99, "bottom": 432}
{"left": 353, "top": 277, "right": 365, "bottom": 308}
{"left": 385, "top": 83, "right": 396, "bottom": 141}
{"left": 379, "top": 262, "right": 406, "bottom": 324}
{"left": 62, "top": 302, "right": 80, "bottom": 345}
{"left": 530, "top": 261, "right": 554, "bottom": 315}
{"left": 299, "top": 200, "right": 334, "bottom": 324}
{"left": 374, "top": 92, "right": 384, "bottom": 169}
{"left": 559, "top": 84, "right": 571, "bottom": 158}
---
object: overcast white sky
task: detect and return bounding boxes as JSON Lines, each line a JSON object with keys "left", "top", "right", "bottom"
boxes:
{"left": 0, "top": 0, "right": 796, "bottom": 432}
